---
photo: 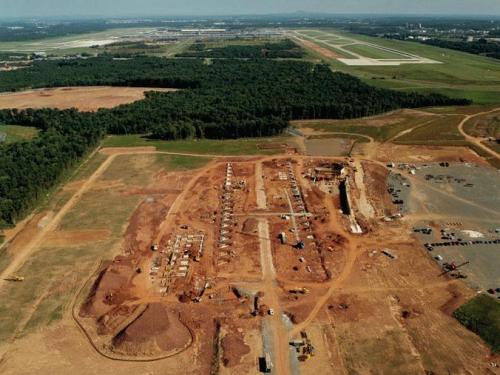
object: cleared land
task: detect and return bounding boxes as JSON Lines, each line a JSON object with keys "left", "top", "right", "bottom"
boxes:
{"left": 0, "top": 87, "right": 177, "bottom": 112}
{"left": 0, "top": 141, "right": 498, "bottom": 374}
{"left": 103, "top": 134, "right": 298, "bottom": 155}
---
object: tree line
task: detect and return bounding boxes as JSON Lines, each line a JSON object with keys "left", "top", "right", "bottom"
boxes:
{"left": 422, "top": 38, "right": 500, "bottom": 60}
{"left": 176, "top": 39, "right": 305, "bottom": 59}
{"left": 0, "top": 56, "right": 470, "bottom": 227}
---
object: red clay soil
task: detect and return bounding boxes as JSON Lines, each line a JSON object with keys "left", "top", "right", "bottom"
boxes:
{"left": 112, "top": 303, "right": 191, "bottom": 356}
{"left": 221, "top": 332, "right": 250, "bottom": 368}
{"left": 80, "top": 259, "right": 136, "bottom": 318}
{"left": 439, "top": 283, "right": 467, "bottom": 316}
{"left": 242, "top": 218, "right": 258, "bottom": 234}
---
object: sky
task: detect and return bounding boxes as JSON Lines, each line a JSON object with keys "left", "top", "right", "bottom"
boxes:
{"left": 1, "top": 0, "right": 500, "bottom": 18}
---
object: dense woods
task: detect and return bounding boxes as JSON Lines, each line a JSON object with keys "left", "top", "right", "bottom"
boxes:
{"left": 0, "top": 55, "right": 470, "bottom": 226}
{"left": 176, "top": 39, "right": 305, "bottom": 59}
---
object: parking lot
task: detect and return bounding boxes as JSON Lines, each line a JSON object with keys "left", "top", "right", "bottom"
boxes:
{"left": 388, "top": 162, "right": 500, "bottom": 291}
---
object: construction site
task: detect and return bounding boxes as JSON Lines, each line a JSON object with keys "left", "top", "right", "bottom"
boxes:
{"left": 0, "top": 140, "right": 499, "bottom": 374}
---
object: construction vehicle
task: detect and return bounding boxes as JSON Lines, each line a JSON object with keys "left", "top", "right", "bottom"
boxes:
{"left": 4, "top": 275, "right": 24, "bottom": 282}
{"left": 443, "top": 261, "right": 469, "bottom": 272}
{"left": 450, "top": 271, "right": 468, "bottom": 279}
{"left": 262, "top": 353, "right": 273, "bottom": 373}
{"left": 295, "top": 240, "right": 305, "bottom": 250}
{"left": 279, "top": 232, "right": 288, "bottom": 244}
{"left": 440, "top": 261, "right": 470, "bottom": 276}
{"left": 289, "top": 287, "right": 310, "bottom": 295}
{"left": 295, "top": 331, "right": 315, "bottom": 362}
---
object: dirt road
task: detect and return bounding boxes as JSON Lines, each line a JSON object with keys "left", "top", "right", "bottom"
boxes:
{"left": 457, "top": 107, "right": 500, "bottom": 160}
{"left": 255, "top": 161, "right": 268, "bottom": 210}
{"left": 257, "top": 219, "right": 289, "bottom": 375}
{"left": 153, "top": 159, "right": 218, "bottom": 244}
{"left": 0, "top": 154, "right": 116, "bottom": 290}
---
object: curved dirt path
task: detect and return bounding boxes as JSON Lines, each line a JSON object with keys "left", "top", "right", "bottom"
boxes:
{"left": 457, "top": 108, "right": 500, "bottom": 160}
{"left": 0, "top": 154, "right": 116, "bottom": 290}
{"left": 289, "top": 194, "right": 362, "bottom": 337}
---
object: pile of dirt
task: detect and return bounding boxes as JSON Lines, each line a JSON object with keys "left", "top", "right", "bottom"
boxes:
{"left": 112, "top": 303, "right": 191, "bottom": 356}
{"left": 242, "top": 218, "right": 258, "bottom": 233}
{"left": 80, "top": 259, "right": 136, "bottom": 318}
{"left": 221, "top": 332, "right": 250, "bottom": 367}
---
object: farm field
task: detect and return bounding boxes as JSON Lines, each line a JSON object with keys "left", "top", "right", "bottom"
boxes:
{"left": 0, "top": 87, "right": 178, "bottom": 111}
{"left": 294, "top": 28, "right": 500, "bottom": 104}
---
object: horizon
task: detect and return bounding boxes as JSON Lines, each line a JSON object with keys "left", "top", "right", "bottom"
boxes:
{"left": 1, "top": 0, "right": 500, "bottom": 19}
{"left": 2, "top": 12, "right": 500, "bottom": 22}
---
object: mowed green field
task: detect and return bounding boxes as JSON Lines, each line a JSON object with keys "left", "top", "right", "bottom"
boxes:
{"left": 0, "top": 124, "right": 38, "bottom": 144}
{"left": 342, "top": 43, "right": 408, "bottom": 59}
{"left": 0, "top": 152, "right": 210, "bottom": 342}
{"left": 454, "top": 294, "right": 500, "bottom": 353}
{"left": 102, "top": 134, "right": 296, "bottom": 155}
{"left": 297, "top": 28, "right": 500, "bottom": 105}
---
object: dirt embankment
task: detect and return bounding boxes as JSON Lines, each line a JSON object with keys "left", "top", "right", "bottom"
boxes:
{"left": 112, "top": 303, "right": 192, "bottom": 356}
{"left": 221, "top": 331, "right": 250, "bottom": 367}
{"left": 0, "top": 86, "right": 178, "bottom": 112}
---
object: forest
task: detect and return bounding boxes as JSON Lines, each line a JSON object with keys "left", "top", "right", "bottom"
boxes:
{"left": 176, "top": 39, "right": 305, "bottom": 59}
{"left": 0, "top": 55, "right": 470, "bottom": 227}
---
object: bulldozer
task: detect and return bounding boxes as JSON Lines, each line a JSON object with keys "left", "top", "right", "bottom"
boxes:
{"left": 4, "top": 275, "right": 24, "bottom": 282}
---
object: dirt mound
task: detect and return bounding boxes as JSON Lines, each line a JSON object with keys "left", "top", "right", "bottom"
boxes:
{"left": 242, "top": 218, "right": 258, "bottom": 233}
{"left": 80, "top": 259, "right": 136, "bottom": 318}
{"left": 221, "top": 332, "right": 250, "bottom": 367}
{"left": 112, "top": 303, "right": 191, "bottom": 356}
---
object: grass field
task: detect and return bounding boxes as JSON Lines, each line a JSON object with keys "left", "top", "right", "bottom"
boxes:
{"left": 0, "top": 124, "right": 38, "bottom": 144}
{"left": 297, "top": 28, "right": 500, "bottom": 105}
{"left": 464, "top": 112, "right": 500, "bottom": 138}
{"left": 102, "top": 134, "right": 292, "bottom": 155}
{"left": 342, "top": 43, "right": 408, "bottom": 59}
{"left": 395, "top": 115, "right": 464, "bottom": 144}
{"left": 0, "top": 153, "right": 209, "bottom": 341}
{"left": 292, "top": 111, "right": 437, "bottom": 142}
{"left": 454, "top": 294, "right": 500, "bottom": 353}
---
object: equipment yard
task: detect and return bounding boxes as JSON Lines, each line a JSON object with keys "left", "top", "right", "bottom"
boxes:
{"left": 0, "top": 130, "right": 499, "bottom": 374}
